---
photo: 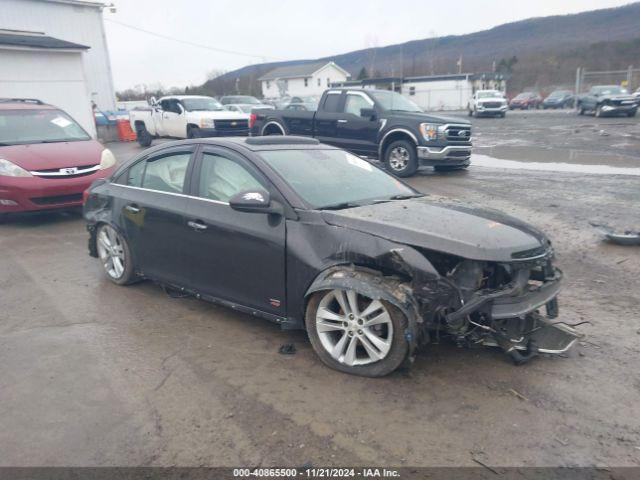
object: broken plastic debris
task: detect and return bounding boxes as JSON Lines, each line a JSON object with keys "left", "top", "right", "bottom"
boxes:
{"left": 590, "top": 222, "right": 640, "bottom": 246}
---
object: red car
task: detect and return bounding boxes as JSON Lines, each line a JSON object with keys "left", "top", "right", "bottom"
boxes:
{"left": 0, "top": 99, "right": 116, "bottom": 220}
{"left": 509, "top": 92, "right": 543, "bottom": 110}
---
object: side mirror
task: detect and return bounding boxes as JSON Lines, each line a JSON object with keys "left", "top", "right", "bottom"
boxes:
{"left": 229, "top": 190, "right": 282, "bottom": 215}
{"left": 149, "top": 96, "right": 158, "bottom": 106}
{"left": 360, "top": 107, "right": 377, "bottom": 120}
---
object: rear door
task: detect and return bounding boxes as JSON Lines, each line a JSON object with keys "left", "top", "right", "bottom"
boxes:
{"left": 181, "top": 146, "right": 287, "bottom": 316}
{"left": 313, "top": 90, "right": 344, "bottom": 145}
{"left": 114, "top": 145, "right": 196, "bottom": 285}
{"left": 335, "top": 91, "right": 379, "bottom": 155}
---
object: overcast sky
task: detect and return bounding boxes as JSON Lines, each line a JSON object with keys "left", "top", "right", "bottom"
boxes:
{"left": 104, "top": 0, "right": 634, "bottom": 90}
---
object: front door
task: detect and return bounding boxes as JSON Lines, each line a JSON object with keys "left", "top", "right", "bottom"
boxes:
{"left": 116, "top": 146, "right": 195, "bottom": 285}
{"left": 182, "top": 147, "right": 287, "bottom": 316}
{"left": 159, "top": 98, "right": 185, "bottom": 137}
{"left": 335, "top": 91, "right": 379, "bottom": 155}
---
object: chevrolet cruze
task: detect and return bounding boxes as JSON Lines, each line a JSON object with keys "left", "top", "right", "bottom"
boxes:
{"left": 83, "top": 136, "right": 579, "bottom": 376}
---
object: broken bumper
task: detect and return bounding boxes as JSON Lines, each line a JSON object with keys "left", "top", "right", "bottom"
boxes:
{"left": 417, "top": 145, "right": 472, "bottom": 166}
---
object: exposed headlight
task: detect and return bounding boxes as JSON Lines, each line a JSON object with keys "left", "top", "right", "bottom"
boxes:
{"left": 0, "top": 158, "right": 32, "bottom": 177}
{"left": 99, "top": 149, "right": 116, "bottom": 170}
{"left": 419, "top": 123, "right": 438, "bottom": 141}
{"left": 200, "top": 118, "right": 215, "bottom": 128}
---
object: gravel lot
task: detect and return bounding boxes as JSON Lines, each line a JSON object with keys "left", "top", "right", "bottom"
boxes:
{"left": 1, "top": 110, "right": 639, "bottom": 468}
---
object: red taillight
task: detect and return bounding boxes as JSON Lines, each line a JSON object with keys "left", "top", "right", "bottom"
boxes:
{"left": 249, "top": 113, "right": 257, "bottom": 129}
{"left": 82, "top": 188, "right": 90, "bottom": 205}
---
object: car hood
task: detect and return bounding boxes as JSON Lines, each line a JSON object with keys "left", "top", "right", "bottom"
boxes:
{"left": 321, "top": 198, "right": 549, "bottom": 262}
{"left": 478, "top": 98, "right": 506, "bottom": 103}
{"left": 602, "top": 94, "right": 636, "bottom": 101}
{"left": 185, "top": 110, "right": 249, "bottom": 120}
{"left": 383, "top": 111, "right": 471, "bottom": 125}
{"left": 0, "top": 140, "right": 105, "bottom": 170}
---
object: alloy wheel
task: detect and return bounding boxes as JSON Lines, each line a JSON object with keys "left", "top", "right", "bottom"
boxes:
{"left": 388, "top": 146, "right": 410, "bottom": 171}
{"left": 315, "top": 289, "right": 393, "bottom": 366}
{"left": 96, "top": 225, "right": 126, "bottom": 280}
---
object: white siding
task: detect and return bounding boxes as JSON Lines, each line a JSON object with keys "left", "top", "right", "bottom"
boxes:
{"left": 0, "top": 47, "right": 96, "bottom": 136}
{"left": 261, "top": 63, "right": 349, "bottom": 98}
{"left": 402, "top": 79, "right": 473, "bottom": 111}
{"left": 0, "top": 0, "right": 115, "bottom": 110}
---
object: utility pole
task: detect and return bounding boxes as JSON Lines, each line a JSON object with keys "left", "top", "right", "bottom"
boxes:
{"left": 575, "top": 67, "right": 581, "bottom": 110}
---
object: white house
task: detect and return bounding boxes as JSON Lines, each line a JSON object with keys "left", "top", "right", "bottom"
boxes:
{"left": 259, "top": 61, "right": 350, "bottom": 98}
{"left": 0, "top": 0, "right": 117, "bottom": 136}
{"left": 333, "top": 73, "right": 507, "bottom": 111}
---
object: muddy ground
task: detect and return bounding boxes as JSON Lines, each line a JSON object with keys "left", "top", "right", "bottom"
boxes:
{"left": 1, "top": 110, "right": 639, "bottom": 468}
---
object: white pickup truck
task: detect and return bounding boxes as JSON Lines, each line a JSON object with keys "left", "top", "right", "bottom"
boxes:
{"left": 129, "top": 95, "right": 250, "bottom": 147}
{"left": 468, "top": 90, "right": 508, "bottom": 118}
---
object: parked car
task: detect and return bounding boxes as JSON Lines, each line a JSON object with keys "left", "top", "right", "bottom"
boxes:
{"left": 0, "top": 98, "right": 116, "bottom": 220}
{"left": 633, "top": 87, "right": 640, "bottom": 104}
{"left": 577, "top": 85, "right": 637, "bottom": 117}
{"left": 219, "top": 95, "right": 273, "bottom": 110}
{"left": 542, "top": 90, "right": 574, "bottom": 109}
{"left": 468, "top": 90, "right": 508, "bottom": 117}
{"left": 84, "top": 136, "right": 578, "bottom": 376}
{"left": 225, "top": 104, "right": 269, "bottom": 114}
{"left": 509, "top": 92, "right": 542, "bottom": 110}
{"left": 250, "top": 88, "right": 471, "bottom": 177}
{"left": 129, "top": 96, "right": 249, "bottom": 147}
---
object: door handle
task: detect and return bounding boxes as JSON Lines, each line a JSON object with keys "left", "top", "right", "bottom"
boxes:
{"left": 187, "top": 220, "right": 208, "bottom": 231}
{"left": 125, "top": 204, "right": 140, "bottom": 213}
{"left": 337, "top": 119, "right": 348, "bottom": 123}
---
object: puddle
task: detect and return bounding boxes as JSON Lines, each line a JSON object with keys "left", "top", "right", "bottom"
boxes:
{"left": 472, "top": 154, "right": 640, "bottom": 176}
{"left": 474, "top": 145, "right": 640, "bottom": 167}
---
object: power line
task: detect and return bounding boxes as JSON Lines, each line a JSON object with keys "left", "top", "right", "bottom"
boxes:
{"left": 104, "top": 18, "right": 274, "bottom": 61}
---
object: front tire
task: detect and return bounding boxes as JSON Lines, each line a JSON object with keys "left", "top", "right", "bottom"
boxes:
{"left": 187, "top": 125, "right": 201, "bottom": 138}
{"left": 595, "top": 104, "right": 604, "bottom": 117}
{"left": 305, "top": 288, "right": 409, "bottom": 377}
{"left": 96, "top": 224, "right": 136, "bottom": 285}
{"left": 384, "top": 139, "right": 418, "bottom": 177}
{"left": 627, "top": 109, "right": 637, "bottom": 117}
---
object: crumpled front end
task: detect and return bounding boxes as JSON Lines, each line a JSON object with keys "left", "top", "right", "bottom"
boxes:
{"left": 414, "top": 248, "right": 580, "bottom": 363}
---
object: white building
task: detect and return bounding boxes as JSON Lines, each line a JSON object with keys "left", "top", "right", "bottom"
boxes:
{"left": 0, "top": 0, "right": 116, "bottom": 136}
{"left": 259, "top": 61, "right": 350, "bottom": 99}
{"left": 334, "top": 73, "right": 507, "bottom": 111}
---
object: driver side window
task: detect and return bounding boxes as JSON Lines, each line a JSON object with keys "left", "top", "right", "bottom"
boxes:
{"left": 197, "top": 153, "right": 265, "bottom": 203}
{"left": 344, "top": 94, "right": 373, "bottom": 117}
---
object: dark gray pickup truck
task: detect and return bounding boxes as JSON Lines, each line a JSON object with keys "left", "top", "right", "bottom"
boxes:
{"left": 249, "top": 88, "right": 471, "bottom": 177}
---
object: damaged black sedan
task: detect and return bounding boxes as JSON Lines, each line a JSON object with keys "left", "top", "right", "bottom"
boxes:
{"left": 84, "top": 136, "right": 579, "bottom": 376}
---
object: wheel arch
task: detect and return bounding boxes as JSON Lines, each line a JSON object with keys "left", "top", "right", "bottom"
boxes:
{"left": 261, "top": 120, "right": 287, "bottom": 135}
{"left": 378, "top": 129, "right": 418, "bottom": 159}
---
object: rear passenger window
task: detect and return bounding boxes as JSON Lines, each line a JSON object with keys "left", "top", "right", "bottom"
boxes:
{"left": 141, "top": 152, "right": 190, "bottom": 194}
{"left": 323, "top": 93, "right": 342, "bottom": 113}
{"left": 125, "top": 160, "right": 145, "bottom": 187}
{"left": 197, "top": 153, "right": 264, "bottom": 203}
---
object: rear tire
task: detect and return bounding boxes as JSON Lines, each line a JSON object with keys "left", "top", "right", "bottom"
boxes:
{"left": 384, "top": 139, "right": 418, "bottom": 177}
{"left": 96, "top": 224, "right": 136, "bottom": 285}
{"left": 627, "top": 109, "right": 637, "bottom": 117}
{"left": 137, "top": 126, "right": 153, "bottom": 147}
{"left": 305, "top": 288, "right": 409, "bottom": 377}
{"left": 578, "top": 104, "right": 585, "bottom": 115}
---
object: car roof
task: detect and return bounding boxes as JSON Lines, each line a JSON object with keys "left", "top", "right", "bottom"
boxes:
{"left": 0, "top": 99, "right": 57, "bottom": 111}
{"left": 141, "top": 136, "right": 339, "bottom": 155}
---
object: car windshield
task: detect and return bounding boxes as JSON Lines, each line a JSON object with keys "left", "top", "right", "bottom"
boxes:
{"left": 548, "top": 91, "right": 567, "bottom": 98}
{"left": 223, "top": 96, "right": 261, "bottom": 105}
{"left": 258, "top": 149, "right": 418, "bottom": 209}
{"left": 181, "top": 97, "right": 224, "bottom": 111}
{"left": 593, "top": 86, "right": 627, "bottom": 95}
{"left": 477, "top": 91, "right": 502, "bottom": 98}
{"left": 514, "top": 93, "right": 532, "bottom": 99}
{"left": 0, "top": 108, "right": 90, "bottom": 145}
{"left": 369, "top": 91, "right": 422, "bottom": 112}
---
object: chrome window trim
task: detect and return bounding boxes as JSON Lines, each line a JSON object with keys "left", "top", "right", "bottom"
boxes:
{"left": 110, "top": 183, "right": 229, "bottom": 206}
